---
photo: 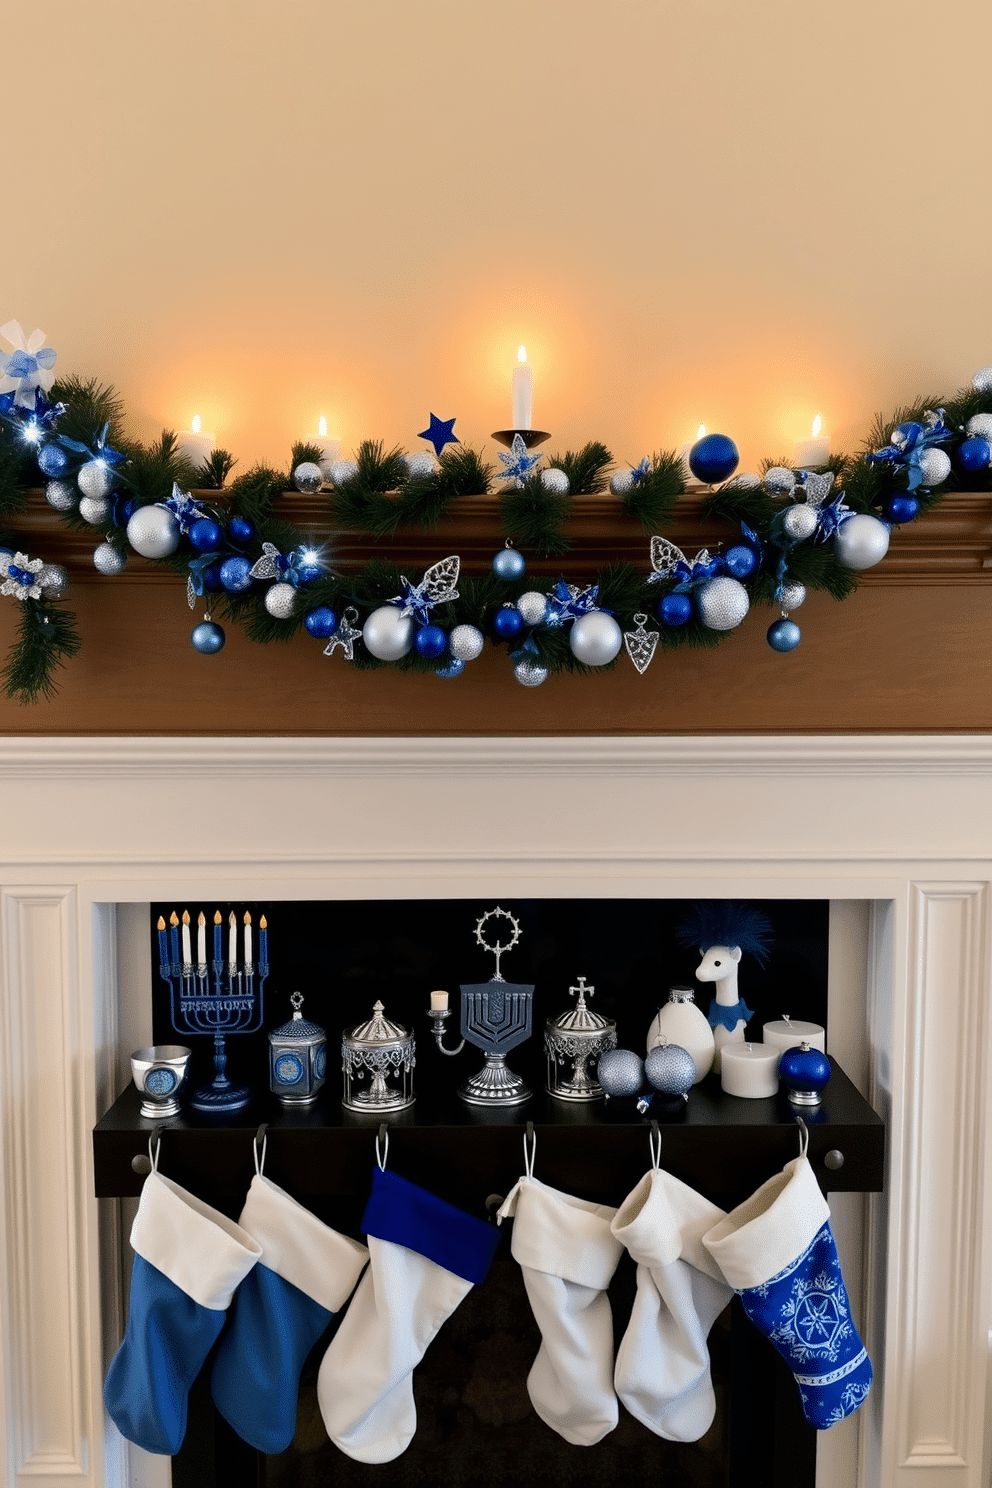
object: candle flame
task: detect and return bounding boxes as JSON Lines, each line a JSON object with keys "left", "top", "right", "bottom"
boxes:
{"left": 229, "top": 911, "right": 236, "bottom": 925}
{"left": 243, "top": 911, "right": 251, "bottom": 925}
{"left": 191, "top": 414, "right": 201, "bottom": 434}
{"left": 517, "top": 345, "right": 527, "bottom": 363}
{"left": 198, "top": 911, "right": 205, "bottom": 925}
{"left": 157, "top": 916, "right": 165, "bottom": 929}
{"left": 697, "top": 424, "right": 706, "bottom": 440}
{"left": 182, "top": 909, "right": 190, "bottom": 925}
{"left": 169, "top": 911, "right": 178, "bottom": 926}
{"left": 260, "top": 914, "right": 267, "bottom": 929}
{"left": 318, "top": 415, "right": 327, "bottom": 437}
{"left": 214, "top": 910, "right": 222, "bottom": 924}
{"left": 811, "top": 414, "right": 822, "bottom": 438}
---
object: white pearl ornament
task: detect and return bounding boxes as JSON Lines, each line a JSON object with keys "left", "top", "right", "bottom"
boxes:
{"left": 540, "top": 467, "right": 570, "bottom": 494}
{"left": 917, "top": 447, "right": 951, "bottom": 487}
{"left": 403, "top": 451, "right": 437, "bottom": 479}
{"left": 516, "top": 591, "right": 548, "bottom": 626}
{"left": 37, "top": 563, "right": 69, "bottom": 597}
{"left": 126, "top": 505, "right": 181, "bottom": 559}
{"left": 965, "top": 413, "right": 992, "bottom": 442}
{"left": 93, "top": 544, "right": 127, "bottom": 577}
{"left": 779, "top": 581, "right": 807, "bottom": 611}
{"left": 78, "top": 495, "right": 111, "bottom": 526}
{"left": 568, "top": 611, "right": 623, "bottom": 665}
{"left": 514, "top": 658, "right": 549, "bottom": 687}
{"left": 972, "top": 367, "right": 992, "bottom": 392}
{"left": 77, "top": 460, "right": 114, "bottom": 501}
{"left": 45, "top": 480, "right": 78, "bottom": 512}
{"left": 696, "top": 576, "right": 750, "bottom": 631}
{"left": 264, "top": 582, "right": 297, "bottom": 620}
{"left": 833, "top": 513, "right": 890, "bottom": 570}
{"left": 782, "top": 504, "right": 818, "bottom": 542}
{"left": 449, "top": 624, "right": 484, "bottom": 661}
{"left": 362, "top": 605, "right": 415, "bottom": 660}
{"left": 609, "top": 470, "right": 634, "bottom": 495}
{"left": 329, "top": 458, "right": 359, "bottom": 487}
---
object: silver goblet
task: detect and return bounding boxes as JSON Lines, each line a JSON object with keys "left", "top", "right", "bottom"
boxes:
{"left": 131, "top": 1045, "right": 192, "bottom": 1118}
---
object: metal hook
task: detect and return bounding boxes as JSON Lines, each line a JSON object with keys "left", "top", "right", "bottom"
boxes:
{"left": 649, "top": 1119, "right": 662, "bottom": 1170}
{"left": 376, "top": 1122, "right": 389, "bottom": 1171}
{"left": 147, "top": 1127, "right": 162, "bottom": 1173}
{"left": 254, "top": 1122, "right": 268, "bottom": 1176}
{"left": 795, "top": 1114, "right": 809, "bottom": 1158}
{"left": 524, "top": 1120, "right": 536, "bottom": 1178}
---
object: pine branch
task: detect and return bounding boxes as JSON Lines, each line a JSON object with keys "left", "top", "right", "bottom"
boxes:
{"left": 123, "top": 430, "right": 199, "bottom": 505}
{"left": 197, "top": 449, "right": 237, "bottom": 489}
{"left": 49, "top": 375, "right": 126, "bottom": 447}
{"left": 228, "top": 464, "right": 287, "bottom": 529}
{"left": 618, "top": 451, "right": 684, "bottom": 531}
{"left": 498, "top": 478, "right": 572, "bottom": 556}
{"left": 290, "top": 442, "right": 324, "bottom": 478}
{"left": 1, "top": 601, "right": 82, "bottom": 704}
{"left": 547, "top": 441, "right": 612, "bottom": 495}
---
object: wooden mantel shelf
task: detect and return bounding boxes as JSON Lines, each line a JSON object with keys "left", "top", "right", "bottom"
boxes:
{"left": 13, "top": 488, "right": 992, "bottom": 585}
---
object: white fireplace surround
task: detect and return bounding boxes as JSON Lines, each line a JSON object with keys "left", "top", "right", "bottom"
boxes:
{"left": 0, "top": 735, "right": 989, "bottom": 1488}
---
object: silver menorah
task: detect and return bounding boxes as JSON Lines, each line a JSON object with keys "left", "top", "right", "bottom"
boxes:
{"left": 157, "top": 908, "right": 267, "bottom": 1114}
{"left": 427, "top": 907, "right": 534, "bottom": 1106}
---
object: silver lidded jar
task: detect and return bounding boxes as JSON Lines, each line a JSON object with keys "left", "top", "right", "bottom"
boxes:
{"left": 269, "top": 991, "right": 327, "bottom": 1107}
{"left": 545, "top": 975, "right": 617, "bottom": 1101}
{"left": 341, "top": 1000, "right": 416, "bottom": 1112}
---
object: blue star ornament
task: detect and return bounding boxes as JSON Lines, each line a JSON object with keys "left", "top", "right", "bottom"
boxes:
{"left": 496, "top": 433, "right": 542, "bottom": 483}
{"left": 418, "top": 413, "right": 459, "bottom": 457}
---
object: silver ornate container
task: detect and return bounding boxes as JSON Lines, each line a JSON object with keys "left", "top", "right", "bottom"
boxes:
{"left": 545, "top": 976, "right": 617, "bottom": 1101}
{"left": 341, "top": 1000, "right": 416, "bottom": 1113}
{"left": 269, "top": 991, "right": 327, "bottom": 1107}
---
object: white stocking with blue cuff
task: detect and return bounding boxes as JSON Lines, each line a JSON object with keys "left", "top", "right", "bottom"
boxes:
{"left": 702, "top": 1124, "right": 872, "bottom": 1429}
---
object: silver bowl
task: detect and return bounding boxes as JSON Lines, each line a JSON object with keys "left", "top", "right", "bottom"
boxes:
{"left": 131, "top": 1045, "right": 192, "bottom": 1119}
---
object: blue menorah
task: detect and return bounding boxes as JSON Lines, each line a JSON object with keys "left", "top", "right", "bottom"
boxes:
{"left": 157, "top": 908, "right": 267, "bottom": 1114}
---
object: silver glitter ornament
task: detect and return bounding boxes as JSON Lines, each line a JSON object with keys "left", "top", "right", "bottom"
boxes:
{"left": 362, "top": 604, "right": 415, "bottom": 660}
{"left": 127, "top": 504, "right": 181, "bottom": 559}
{"left": 541, "top": 467, "right": 570, "bottom": 494}
{"left": 514, "top": 658, "right": 549, "bottom": 687}
{"left": 764, "top": 466, "right": 796, "bottom": 497}
{"left": 596, "top": 1047, "right": 645, "bottom": 1099}
{"left": 644, "top": 1040, "right": 696, "bottom": 1100}
{"left": 834, "top": 513, "right": 890, "bottom": 570}
{"left": 723, "top": 472, "right": 761, "bottom": 490}
{"left": 972, "top": 367, "right": 992, "bottom": 392}
{"left": 37, "top": 563, "right": 69, "bottom": 597}
{"left": 779, "top": 580, "right": 807, "bottom": 611}
{"left": 918, "top": 446, "right": 951, "bottom": 487}
{"left": 449, "top": 623, "right": 484, "bottom": 661}
{"left": 403, "top": 451, "right": 437, "bottom": 479}
{"left": 264, "top": 581, "right": 297, "bottom": 619}
{"left": 45, "top": 479, "right": 78, "bottom": 512}
{"left": 77, "top": 459, "right": 114, "bottom": 501}
{"left": 78, "top": 494, "right": 111, "bottom": 526}
{"left": 568, "top": 610, "right": 623, "bottom": 666}
{"left": 697, "top": 575, "right": 750, "bottom": 631}
{"left": 92, "top": 543, "right": 127, "bottom": 577}
{"left": 782, "top": 504, "right": 818, "bottom": 542}
{"left": 329, "top": 458, "right": 359, "bottom": 487}
{"left": 965, "top": 413, "right": 992, "bottom": 442}
{"left": 292, "top": 461, "right": 323, "bottom": 494}
{"left": 517, "top": 590, "right": 548, "bottom": 626}
{"left": 609, "top": 469, "right": 634, "bottom": 495}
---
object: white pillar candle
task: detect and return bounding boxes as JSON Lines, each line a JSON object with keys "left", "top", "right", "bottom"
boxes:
{"left": 244, "top": 912, "right": 252, "bottom": 969}
{"left": 511, "top": 346, "right": 533, "bottom": 430}
{"left": 762, "top": 1018, "right": 826, "bottom": 1054}
{"left": 228, "top": 911, "right": 237, "bottom": 973}
{"left": 175, "top": 414, "right": 216, "bottom": 474}
{"left": 181, "top": 910, "right": 192, "bottom": 968}
{"left": 720, "top": 1041, "right": 780, "bottom": 1098}
{"left": 196, "top": 911, "right": 206, "bottom": 970}
{"left": 793, "top": 415, "right": 830, "bottom": 470}
{"left": 430, "top": 990, "right": 449, "bottom": 1012}
{"left": 309, "top": 416, "right": 341, "bottom": 475}
{"left": 679, "top": 425, "right": 707, "bottom": 487}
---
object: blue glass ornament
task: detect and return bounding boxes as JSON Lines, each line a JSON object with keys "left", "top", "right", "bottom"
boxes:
{"left": 493, "top": 605, "right": 524, "bottom": 639}
{"left": 191, "top": 621, "right": 226, "bottom": 654}
{"left": 883, "top": 494, "right": 919, "bottom": 524}
{"left": 295, "top": 558, "right": 323, "bottom": 585}
{"left": 724, "top": 543, "right": 757, "bottom": 579}
{"left": 38, "top": 443, "right": 69, "bottom": 478}
{"left": 957, "top": 436, "right": 991, "bottom": 473}
{"left": 116, "top": 496, "right": 138, "bottom": 525}
{"left": 201, "top": 562, "right": 222, "bottom": 591}
{"left": 778, "top": 1042, "right": 831, "bottom": 1105}
{"left": 492, "top": 547, "right": 526, "bottom": 581}
{"left": 435, "top": 657, "right": 465, "bottom": 678}
{"left": 227, "top": 515, "right": 255, "bottom": 546}
{"left": 304, "top": 606, "right": 337, "bottom": 639}
{"left": 415, "top": 623, "right": 448, "bottom": 659}
{"left": 189, "top": 517, "right": 223, "bottom": 553}
{"left": 219, "top": 555, "right": 253, "bottom": 592}
{"left": 688, "top": 433, "right": 739, "bottom": 485}
{"left": 767, "top": 618, "right": 801, "bottom": 652}
{"left": 658, "top": 592, "right": 692, "bottom": 627}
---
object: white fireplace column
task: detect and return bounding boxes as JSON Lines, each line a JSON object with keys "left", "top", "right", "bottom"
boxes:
{"left": 0, "top": 736, "right": 988, "bottom": 1488}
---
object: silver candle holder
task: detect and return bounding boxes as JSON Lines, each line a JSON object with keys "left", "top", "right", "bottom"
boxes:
{"left": 428, "top": 907, "right": 534, "bottom": 1106}
{"left": 342, "top": 1001, "right": 416, "bottom": 1113}
{"left": 545, "top": 976, "right": 617, "bottom": 1101}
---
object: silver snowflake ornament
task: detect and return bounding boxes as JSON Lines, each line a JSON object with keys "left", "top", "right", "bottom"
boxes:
{"left": 623, "top": 613, "right": 659, "bottom": 674}
{"left": 0, "top": 550, "right": 44, "bottom": 600}
{"left": 161, "top": 482, "right": 207, "bottom": 534}
{"left": 323, "top": 606, "right": 362, "bottom": 661}
{"left": 496, "top": 433, "right": 542, "bottom": 483}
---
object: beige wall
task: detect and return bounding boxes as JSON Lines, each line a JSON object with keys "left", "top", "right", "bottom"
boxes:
{"left": 8, "top": 0, "right": 992, "bottom": 472}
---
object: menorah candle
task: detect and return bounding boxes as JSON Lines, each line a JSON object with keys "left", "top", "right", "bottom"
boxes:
{"left": 259, "top": 914, "right": 268, "bottom": 967}
{"left": 213, "top": 909, "right": 223, "bottom": 963}
{"left": 762, "top": 1017, "right": 826, "bottom": 1054}
{"left": 720, "top": 1041, "right": 780, "bottom": 1098}
{"left": 431, "top": 990, "right": 449, "bottom": 1011}
{"left": 228, "top": 911, "right": 237, "bottom": 973}
{"left": 157, "top": 916, "right": 168, "bottom": 967}
{"left": 169, "top": 912, "right": 180, "bottom": 967}
{"left": 181, "top": 910, "right": 192, "bottom": 968}
{"left": 512, "top": 346, "right": 533, "bottom": 429}
{"left": 244, "top": 912, "right": 252, "bottom": 968}
{"left": 197, "top": 911, "right": 206, "bottom": 970}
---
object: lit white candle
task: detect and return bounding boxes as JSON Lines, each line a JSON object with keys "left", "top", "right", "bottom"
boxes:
{"left": 720, "top": 1041, "right": 780, "bottom": 1098}
{"left": 197, "top": 911, "right": 206, "bottom": 970}
{"left": 175, "top": 414, "right": 216, "bottom": 474}
{"left": 793, "top": 414, "right": 831, "bottom": 470}
{"left": 228, "top": 911, "right": 237, "bottom": 973}
{"left": 679, "top": 424, "right": 707, "bottom": 487}
{"left": 309, "top": 416, "right": 341, "bottom": 476}
{"left": 244, "top": 911, "right": 252, "bottom": 969}
{"left": 430, "top": 990, "right": 449, "bottom": 1012}
{"left": 762, "top": 1017, "right": 826, "bottom": 1055}
{"left": 512, "top": 346, "right": 533, "bottom": 430}
{"left": 181, "top": 909, "right": 192, "bottom": 968}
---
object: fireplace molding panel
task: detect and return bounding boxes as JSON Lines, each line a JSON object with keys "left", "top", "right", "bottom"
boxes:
{"left": 0, "top": 735, "right": 988, "bottom": 1488}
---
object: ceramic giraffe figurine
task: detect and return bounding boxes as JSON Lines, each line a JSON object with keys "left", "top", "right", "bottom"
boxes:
{"left": 676, "top": 903, "right": 773, "bottom": 1074}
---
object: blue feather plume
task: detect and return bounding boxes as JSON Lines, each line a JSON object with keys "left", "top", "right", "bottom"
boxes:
{"left": 676, "top": 901, "right": 774, "bottom": 966}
